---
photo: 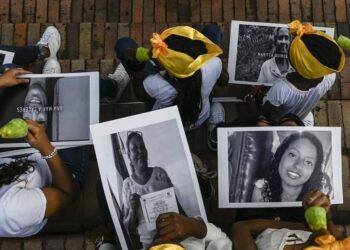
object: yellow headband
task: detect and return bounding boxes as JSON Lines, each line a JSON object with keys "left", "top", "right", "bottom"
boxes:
{"left": 150, "top": 26, "right": 223, "bottom": 78}
{"left": 304, "top": 234, "right": 350, "bottom": 249}
{"left": 288, "top": 20, "right": 345, "bottom": 79}
{"left": 148, "top": 243, "right": 185, "bottom": 250}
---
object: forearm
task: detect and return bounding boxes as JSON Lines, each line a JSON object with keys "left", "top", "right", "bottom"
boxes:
{"left": 327, "top": 220, "right": 344, "bottom": 240}
{"left": 231, "top": 222, "right": 257, "bottom": 250}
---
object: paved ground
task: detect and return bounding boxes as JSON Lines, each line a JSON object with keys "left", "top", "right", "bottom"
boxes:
{"left": 0, "top": 0, "right": 350, "bottom": 249}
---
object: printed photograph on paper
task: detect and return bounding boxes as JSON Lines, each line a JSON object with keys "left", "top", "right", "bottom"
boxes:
{"left": 0, "top": 50, "right": 14, "bottom": 65}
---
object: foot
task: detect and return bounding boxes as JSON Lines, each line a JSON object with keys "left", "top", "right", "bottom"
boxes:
{"left": 37, "top": 26, "right": 61, "bottom": 59}
{"left": 42, "top": 58, "right": 61, "bottom": 73}
{"left": 207, "top": 102, "right": 225, "bottom": 151}
{"left": 101, "top": 63, "right": 130, "bottom": 105}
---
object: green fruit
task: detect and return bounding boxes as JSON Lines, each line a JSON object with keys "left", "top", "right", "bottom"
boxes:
{"left": 0, "top": 118, "right": 28, "bottom": 139}
{"left": 337, "top": 35, "right": 350, "bottom": 51}
{"left": 305, "top": 206, "right": 327, "bottom": 231}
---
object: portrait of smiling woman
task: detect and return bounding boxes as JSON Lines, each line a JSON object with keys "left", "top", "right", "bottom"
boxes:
{"left": 251, "top": 132, "right": 327, "bottom": 202}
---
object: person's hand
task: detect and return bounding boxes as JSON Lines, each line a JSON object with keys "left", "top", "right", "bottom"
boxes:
{"left": 0, "top": 68, "right": 31, "bottom": 87}
{"left": 129, "top": 193, "right": 140, "bottom": 213}
{"left": 155, "top": 212, "right": 207, "bottom": 241}
{"left": 303, "top": 190, "right": 332, "bottom": 221}
{"left": 26, "top": 120, "right": 54, "bottom": 155}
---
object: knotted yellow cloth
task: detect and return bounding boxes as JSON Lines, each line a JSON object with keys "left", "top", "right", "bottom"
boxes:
{"left": 150, "top": 26, "right": 223, "bottom": 78}
{"left": 304, "top": 234, "right": 350, "bottom": 250}
{"left": 148, "top": 243, "right": 185, "bottom": 250}
{"left": 288, "top": 20, "right": 345, "bottom": 79}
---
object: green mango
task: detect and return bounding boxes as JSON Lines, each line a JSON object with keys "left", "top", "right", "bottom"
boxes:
{"left": 0, "top": 118, "right": 28, "bottom": 139}
{"left": 305, "top": 206, "right": 327, "bottom": 231}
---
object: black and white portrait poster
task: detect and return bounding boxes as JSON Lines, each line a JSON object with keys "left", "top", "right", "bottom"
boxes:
{"left": 0, "top": 72, "right": 99, "bottom": 148}
{"left": 218, "top": 127, "right": 342, "bottom": 208}
{"left": 228, "top": 20, "right": 334, "bottom": 86}
{"left": 0, "top": 50, "right": 14, "bottom": 65}
{"left": 90, "top": 106, "right": 206, "bottom": 249}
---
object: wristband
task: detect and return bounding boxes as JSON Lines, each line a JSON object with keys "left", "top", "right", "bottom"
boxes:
{"left": 42, "top": 148, "right": 57, "bottom": 160}
{"left": 136, "top": 47, "right": 151, "bottom": 62}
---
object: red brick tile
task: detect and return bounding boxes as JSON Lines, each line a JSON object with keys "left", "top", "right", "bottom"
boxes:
{"left": 60, "top": 0, "right": 72, "bottom": 23}
{"left": 45, "top": 237, "right": 64, "bottom": 250}
{"left": 27, "top": 23, "right": 40, "bottom": 45}
{"left": 144, "top": 0, "right": 154, "bottom": 23}
{"left": 1, "top": 240, "right": 22, "bottom": 250}
{"left": 59, "top": 59, "right": 71, "bottom": 73}
{"left": 179, "top": 0, "right": 190, "bottom": 22}
{"left": 1, "top": 23, "right": 14, "bottom": 45}
{"left": 71, "top": 0, "right": 83, "bottom": 22}
{"left": 235, "top": 0, "right": 245, "bottom": 20}
{"left": 133, "top": 0, "right": 143, "bottom": 23}
{"left": 347, "top": 0, "right": 350, "bottom": 23}
{"left": 14, "top": 23, "right": 26, "bottom": 46}
{"left": 118, "top": 23, "right": 130, "bottom": 40}
{"left": 341, "top": 82, "right": 350, "bottom": 99}
{"left": 223, "top": 0, "right": 234, "bottom": 21}
{"left": 65, "top": 235, "right": 84, "bottom": 250}
{"left": 120, "top": 0, "right": 132, "bottom": 22}
{"left": 312, "top": 0, "right": 324, "bottom": 22}
{"left": 323, "top": 0, "right": 336, "bottom": 23}
{"left": 166, "top": 0, "right": 178, "bottom": 22}
{"left": 201, "top": 0, "right": 211, "bottom": 22}
{"left": 314, "top": 100, "right": 328, "bottom": 126}
{"left": 190, "top": 0, "right": 201, "bottom": 22}
{"left": 290, "top": 0, "right": 301, "bottom": 20}
{"left": 143, "top": 22, "right": 154, "bottom": 47}
{"left": 71, "top": 59, "right": 85, "bottom": 71}
{"left": 92, "top": 23, "right": 105, "bottom": 59}
{"left": 131, "top": 23, "right": 142, "bottom": 45}
{"left": 268, "top": 0, "right": 278, "bottom": 22}
{"left": 83, "top": 0, "right": 95, "bottom": 22}
{"left": 155, "top": 22, "right": 168, "bottom": 33}
{"left": 55, "top": 23, "right": 67, "bottom": 58}
{"left": 67, "top": 23, "right": 80, "bottom": 59}
{"left": 0, "top": 0, "right": 9, "bottom": 23}
{"left": 79, "top": 23, "right": 92, "bottom": 59}
{"left": 48, "top": 0, "right": 59, "bottom": 22}
{"left": 301, "top": 0, "right": 312, "bottom": 21}
{"left": 327, "top": 76, "right": 341, "bottom": 99}
{"left": 340, "top": 58, "right": 350, "bottom": 83}
{"left": 95, "top": 0, "right": 107, "bottom": 22}
{"left": 335, "top": 0, "right": 347, "bottom": 21}
{"left": 24, "top": 0, "right": 35, "bottom": 22}
{"left": 342, "top": 101, "right": 350, "bottom": 148}
{"left": 36, "top": 0, "right": 47, "bottom": 22}
{"left": 100, "top": 59, "right": 115, "bottom": 78}
{"left": 107, "top": 0, "right": 119, "bottom": 22}
{"left": 11, "top": 0, "right": 23, "bottom": 22}
{"left": 23, "top": 238, "right": 43, "bottom": 250}
{"left": 104, "top": 23, "right": 118, "bottom": 59}
{"left": 257, "top": 0, "right": 268, "bottom": 21}
{"left": 155, "top": 0, "right": 166, "bottom": 22}
{"left": 86, "top": 59, "right": 100, "bottom": 71}
{"left": 328, "top": 100, "right": 345, "bottom": 146}
{"left": 278, "top": 0, "right": 290, "bottom": 23}
{"left": 246, "top": 0, "right": 257, "bottom": 21}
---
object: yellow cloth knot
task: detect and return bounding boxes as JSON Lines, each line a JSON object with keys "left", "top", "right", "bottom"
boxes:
{"left": 304, "top": 235, "right": 350, "bottom": 250}
{"left": 151, "top": 33, "right": 168, "bottom": 58}
{"left": 288, "top": 20, "right": 315, "bottom": 36}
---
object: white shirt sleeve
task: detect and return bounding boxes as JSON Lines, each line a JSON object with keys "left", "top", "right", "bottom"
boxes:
{"left": 316, "top": 73, "right": 336, "bottom": 96}
{"left": 1, "top": 187, "right": 46, "bottom": 235}
{"left": 263, "top": 80, "right": 289, "bottom": 107}
{"left": 201, "top": 57, "right": 222, "bottom": 93}
{"left": 205, "top": 222, "right": 232, "bottom": 250}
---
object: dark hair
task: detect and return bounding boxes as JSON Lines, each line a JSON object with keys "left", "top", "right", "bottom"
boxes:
{"left": 163, "top": 35, "right": 208, "bottom": 126}
{"left": 0, "top": 159, "right": 35, "bottom": 188}
{"left": 278, "top": 113, "right": 305, "bottom": 126}
{"left": 262, "top": 132, "right": 324, "bottom": 202}
{"left": 301, "top": 34, "right": 341, "bottom": 70}
{"left": 126, "top": 131, "right": 144, "bottom": 153}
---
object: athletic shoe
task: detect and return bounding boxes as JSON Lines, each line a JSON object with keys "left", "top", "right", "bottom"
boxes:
{"left": 207, "top": 102, "right": 225, "bottom": 151}
{"left": 37, "top": 26, "right": 61, "bottom": 59}
{"left": 42, "top": 58, "right": 61, "bottom": 74}
{"left": 101, "top": 63, "right": 130, "bottom": 105}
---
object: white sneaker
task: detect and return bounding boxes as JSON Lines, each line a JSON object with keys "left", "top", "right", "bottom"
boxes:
{"left": 207, "top": 102, "right": 225, "bottom": 151}
{"left": 42, "top": 58, "right": 61, "bottom": 74}
{"left": 37, "top": 26, "right": 61, "bottom": 59}
{"left": 101, "top": 63, "right": 130, "bottom": 105}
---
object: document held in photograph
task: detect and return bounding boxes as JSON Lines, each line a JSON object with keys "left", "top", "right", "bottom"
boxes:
{"left": 140, "top": 187, "right": 179, "bottom": 230}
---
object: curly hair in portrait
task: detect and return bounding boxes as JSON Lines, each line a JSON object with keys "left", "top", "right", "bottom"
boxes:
{"left": 0, "top": 159, "right": 35, "bottom": 188}
{"left": 262, "top": 132, "right": 325, "bottom": 202}
{"left": 163, "top": 34, "right": 208, "bottom": 126}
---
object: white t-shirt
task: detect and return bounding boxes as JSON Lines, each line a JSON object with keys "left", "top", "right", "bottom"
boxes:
{"left": 180, "top": 222, "right": 232, "bottom": 250}
{"left": 143, "top": 57, "right": 222, "bottom": 130}
{"left": 0, "top": 153, "right": 51, "bottom": 237}
{"left": 263, "top": 73, "right": 336, "bottom": 125}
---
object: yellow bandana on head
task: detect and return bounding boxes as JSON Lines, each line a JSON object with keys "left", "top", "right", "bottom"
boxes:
{"left": 288, "top": 20, "right": 345, "bottom": 79}
{"left": 150, "top": 26, "right": 223, "bottom": 78}
{"left": 148, "top": 243, "right": 185, "bottom": 250}
{"left": 304, "top": 234, "right": 350, "bottom": 249}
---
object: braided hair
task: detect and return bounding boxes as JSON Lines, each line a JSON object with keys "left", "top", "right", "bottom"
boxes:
{"left": 163, "top": 35, "right": 208, "bottom": 127}
{"left": 0, "top": 159, "right": 35, "bottom": 188}
{"left": 262, "top": 132, "right": 324, "bottom": 202}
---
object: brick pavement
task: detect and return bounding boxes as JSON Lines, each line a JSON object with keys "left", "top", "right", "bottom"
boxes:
{"left": 0, "top": 0, "right": 350, "bottom": 249}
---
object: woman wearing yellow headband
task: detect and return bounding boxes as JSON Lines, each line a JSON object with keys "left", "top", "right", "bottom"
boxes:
{"left": 232, "top": 191, "right": 346, "bottom": 250}
{"left": 261, "top": 21, "right": 345, "bottom": 126}
{"left": 113, "top": 24, "right": 228, "bottom": 130}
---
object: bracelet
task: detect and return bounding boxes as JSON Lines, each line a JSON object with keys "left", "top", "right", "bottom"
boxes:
{"left": 42, "top": 148, "right": 57, "bottom": 160}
